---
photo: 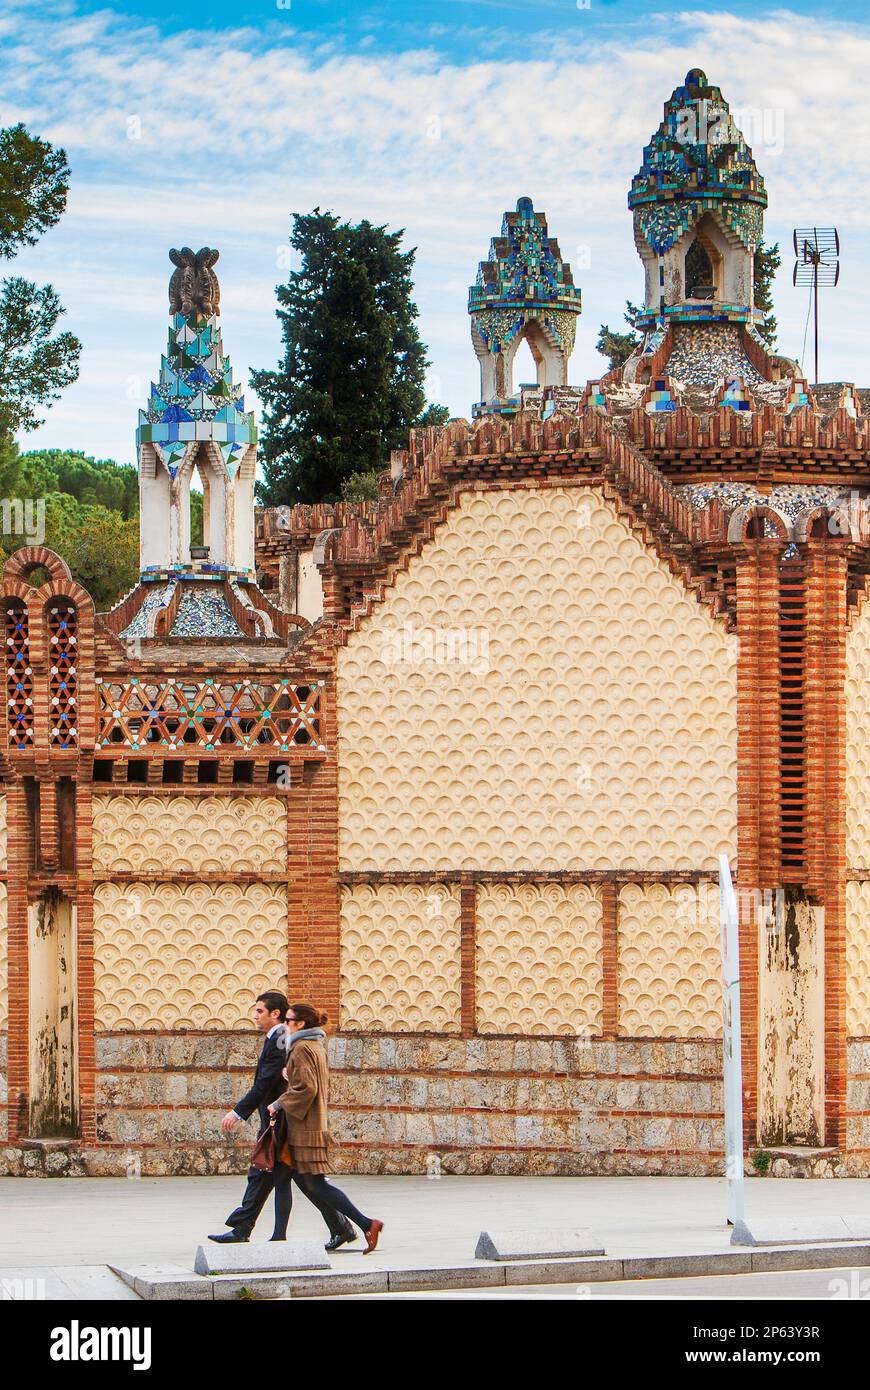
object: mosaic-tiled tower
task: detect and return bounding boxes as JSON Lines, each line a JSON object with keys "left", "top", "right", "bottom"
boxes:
{"left": 469, "top": 197, "right": 581, "bottom": 415}
{"left": 628, "top": 69, "right": 767, "bottom": 331}
{"left": 136, "top": 247, "right": 258, "bottom": 574}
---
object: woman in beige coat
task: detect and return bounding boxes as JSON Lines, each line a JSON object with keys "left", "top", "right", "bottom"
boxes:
{"left": 268, "top": 1002, "right": 384, "bottom": 1253}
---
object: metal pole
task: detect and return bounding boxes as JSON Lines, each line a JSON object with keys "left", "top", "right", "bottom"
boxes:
{"left": 719, "top": 853, "right": 745, "bottom": 1225}
{"left": 813, "top": 253, "right": 819, "bottom": 386}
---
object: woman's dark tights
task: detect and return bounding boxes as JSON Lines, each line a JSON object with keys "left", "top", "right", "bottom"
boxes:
{"left": 271, "top": 1164, "right": 372, "bottom": 1238}
{"left": 293, "top": 1172, "right": 372, "bottom": 1234}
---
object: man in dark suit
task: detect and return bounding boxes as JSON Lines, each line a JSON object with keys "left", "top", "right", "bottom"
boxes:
{"left": 208, "top": 990, "right": 355, "bottom": 1248}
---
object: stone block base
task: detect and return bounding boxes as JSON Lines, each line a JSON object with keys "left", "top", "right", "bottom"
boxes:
{"left": 2, "top": 1033, "right": 867, "bottom": 1177}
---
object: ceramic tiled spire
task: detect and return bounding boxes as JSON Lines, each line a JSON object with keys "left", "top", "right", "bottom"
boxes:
{"left": 136, "top": 307, "right": 257, "bottom": 482}
{"left": 469, "top": 197, "right": 581, "bottom": 412}
{"left": 136, "top": 248, "right": 258, "bottom": 574}
{"left": 628, "top": 70, "right": 767, "bottom": 331}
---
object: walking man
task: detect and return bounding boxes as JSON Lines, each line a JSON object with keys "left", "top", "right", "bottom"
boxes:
{"left": 208, "top": 990, "right": 355, "bottom": 1248}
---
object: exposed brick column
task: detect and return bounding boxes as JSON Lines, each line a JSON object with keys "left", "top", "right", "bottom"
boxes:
{"left": 75, "top": 779, "right": 96, "bottom": 1144}
{"left": 459, "top": 879, "right": 476, "bottom": 1036}
{"left": 286, "top": 673, "right": 341, "bottom": 1020}
{"left": 804, "top": 541, "right": 848, "bottom": 1148}
{"left": 5, "top": 781, "right": 30, "bottom": 1141}
{"left": 600, "top": 882, "right": 619, "bottom": 1039}
{"left": 734, "top": 542, "right": 781, "bottom": 1144}
{"left": 38, "top": 779, "right": 59, "bottom": 871}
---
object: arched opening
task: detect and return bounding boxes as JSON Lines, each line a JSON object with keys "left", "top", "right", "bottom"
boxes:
{"left": 18, "top": 562, "right": 53, "bottom": 589}
{"left": 5, "top": 601, "right": 33, "bottom": 749}
{"left": 512, "top": 336, "right": 539, "bottom": 392}
{"left": 685, "top": 237, "right": 716, "bottom": 300}
{"left": 190, "top": 459, "right": 206, "bottom": 557}
{"left": 46, "top": 601, "right": 78, "bottom": 750}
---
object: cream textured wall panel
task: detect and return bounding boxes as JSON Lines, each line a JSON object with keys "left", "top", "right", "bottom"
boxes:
{"left": 93, "top": 882, "right": 288, "bottom": 1029}
{"left": 846, "top": 881, "right": 870, "bottom": 1036}
{"left": 618, "top": 882, "right": 722, "bottom": 1037}
{"left": 0, "top": 883, "right": 7, "bottom": 1030}
{"left": 476, "top": 882, "right": 603, "bottom": 1034}
{"left": 340, "top": 883, "right": 461, "bottom": 1033}
{"left": 92, "top": 795, "right": 286, "bottom": 873}
{"left": 0, "top": 793, "right": 6, "bottom": 871}
{"left": 847, "top": 600, "right": 870, "bottom": 867}
{"left": 337, "top": 487, "right": 737, "bottom": 871}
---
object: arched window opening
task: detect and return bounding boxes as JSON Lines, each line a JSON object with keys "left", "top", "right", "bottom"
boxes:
{"left": 685, "top": 238, "right": 716, "bottom": 300}
{"left": 48, "top": 602, "right": 78, "bottom": 749}
{"left": 6, "top": 602, "right": 33, "bottom": 749}
{"left": 512, "top": 336, "right": 539, "bottom": 392}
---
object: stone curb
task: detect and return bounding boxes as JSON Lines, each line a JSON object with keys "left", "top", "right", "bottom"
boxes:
{"left": 111, "top": 1240, "right": 870, "bottom": 1299}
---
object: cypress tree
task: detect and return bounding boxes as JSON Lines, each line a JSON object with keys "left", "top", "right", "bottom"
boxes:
{"left": 252, "top": 210, "right": 446, "bottom": 505}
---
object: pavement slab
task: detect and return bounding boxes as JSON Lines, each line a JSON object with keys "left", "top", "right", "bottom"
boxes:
{"left": 3, "top": 1174, "right": 870, "bottom": 1299}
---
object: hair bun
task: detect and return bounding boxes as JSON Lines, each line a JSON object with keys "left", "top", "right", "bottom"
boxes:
{"left": 317, "top": 1010, "right": 329, "bottom": 1027}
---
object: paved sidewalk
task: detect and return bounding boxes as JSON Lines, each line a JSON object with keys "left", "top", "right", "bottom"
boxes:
{"left": 2, "top": 1174, "right": 870, "bottom": 1282}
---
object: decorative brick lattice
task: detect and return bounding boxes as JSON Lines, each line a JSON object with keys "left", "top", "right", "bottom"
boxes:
{"left": 845, "top": 881, "right": 870, "bottom": 1037}
{"left": 5, "top": 604, "right": 33, "bottom": 749}
{"left": 96, "top": 676, "right": 324, "bottom": 753}
{"left": 48, "top": 602, "right": 78, "bottom": 748}
{"left": 93, "top": 881, "right": 288, "bottom": 1029}
{"left": 339, "top": 883, "right": 462, "bottom": 1033}
{"left": 92, "top": 794, "right": 287, "bottom": 873}
{"left": 476, "top": 882, "right": 603, "bottom": 1035}
{"left": 617, "top": 882, "right": 722, "bottom": 1038}
{"left": 337, "top": 487, "right": 737, "bottom": 871}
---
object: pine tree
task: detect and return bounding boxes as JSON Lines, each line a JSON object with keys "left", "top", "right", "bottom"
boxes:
{"left": 0, "top": 124, "right": 80, "bottom": 437}
{"left": 252, "top": 210, "right": 445, "bottom": 505}
{"left": 753, "top": 240, "right": 780, "bottom": 348}
{"left": 595, "top": 301, "right": 643, "bottom": 372}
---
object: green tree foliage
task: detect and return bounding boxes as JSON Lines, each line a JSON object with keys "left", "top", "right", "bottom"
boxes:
{"left": 0, "top": 123, "right": 81, "bottom": 436}
{"left": 417, "top": 402, "right": 451, "bottom": 429}
{"left": 0, "top": 447, "right": 140, "bottom": 606}
{"left": 60, "top": 508, "right": 139, "bottom": 609}
{"left": 11, "top": 449, "right": 138, "bottom": 516}
{"left": 753, "top": 240, "right": 780, "bottom": 348}
{"left": 0, "top": 125, "right": 70, "bottom": 259}
{"left": 338, "top": 402, "right": 452, "bottom": 503}
{"left": 0, "top": 282, "right": 81, "bottom": 435}
{"left": 595, "top": 301, "right": 643, "bottom": 372}
{"left": 253, "top": 210, "right": 447, "bottom": 505}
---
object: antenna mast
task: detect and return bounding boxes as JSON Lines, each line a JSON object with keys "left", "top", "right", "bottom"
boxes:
{"left": 792, "top": 227, "right": 840, "bottom": 385}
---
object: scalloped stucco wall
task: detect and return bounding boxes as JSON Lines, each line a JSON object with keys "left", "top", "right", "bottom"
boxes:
{"left": 93, "top": 882, "right": 288, "bottom": 1030}
{"left": 336, "top": 486, "right": 737, "bottom": 873}
{"left": 475, "top": 882, "right": 603, "bottom": 1035}
{"left": 617, "top": 882, "right": 722, "bottom": 1038}
{"left": 845, "top": 880, "right": 870, "bottom": 1037}
{"left": 340, "top": 882, "right": 461, "bottom": 1033}
{"left": 92, "top": 795, "right": 286, "bottom": 873}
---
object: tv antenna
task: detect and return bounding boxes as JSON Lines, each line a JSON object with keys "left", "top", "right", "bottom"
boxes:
{"left": 792, "top": 227, "right": 839, "bottom": 385}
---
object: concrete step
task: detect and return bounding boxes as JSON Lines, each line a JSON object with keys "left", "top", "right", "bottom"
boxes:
{"left": 112, "top": 1240, "right": 870, "bottom": 1301}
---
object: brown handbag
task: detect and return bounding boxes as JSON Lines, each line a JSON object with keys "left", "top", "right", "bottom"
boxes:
{"left": 250, "top": 1116, "right": 276, "bottom": 1172}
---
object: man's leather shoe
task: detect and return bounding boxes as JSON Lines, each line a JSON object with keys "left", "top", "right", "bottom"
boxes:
{"left": 324, "top": 1227, "right": 357, "bottom": 1251}
{"left": 208, "top": 1231, "right": 250, "bottom": 1243}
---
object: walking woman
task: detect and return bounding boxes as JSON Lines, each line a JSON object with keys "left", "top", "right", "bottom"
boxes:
{"left": 268, "top": 1002, "right": 383, "bottom": 1253}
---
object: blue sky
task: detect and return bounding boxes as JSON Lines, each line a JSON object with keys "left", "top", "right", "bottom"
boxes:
{"left": 3, "top": 0, "right": 869, "bottom": 465}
